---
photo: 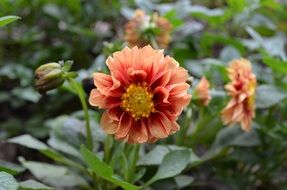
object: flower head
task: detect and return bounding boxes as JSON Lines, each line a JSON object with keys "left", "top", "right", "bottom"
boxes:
{"left": 89, "top": 45, "right": 191, "bottom": 143}
{"left": 221, "top": 58, "right": 256, "bottom": 131}
{"left": 194, "top": 77, "right": 211, "bottom": 106}
{"left": 124, "top": 9, "right": 172, "bottom": 49}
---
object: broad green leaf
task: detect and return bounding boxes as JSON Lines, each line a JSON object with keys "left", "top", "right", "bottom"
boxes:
{"left": 19, "top": 180, "right": 54, "bottom": 190}
{"left": 19, "top": 158, "right": 87, "bottom": 188}
{"left": 0, "top": 172, "right": 19, "bottom": 190}
{"left": 80, "top": 145, "right": 139, "bottom": 190}
{"left": 174, "top": 175, "right": 194, "bottom": 189}
{"left": 204, "top": 125, "right": 260, "bottom": 159}
{"left": 47, "top": 135, "right": 82, "bottom": 159}
{"left": 0, "top": 160, "right": 25, "bottom": 175}
{"left": 0, "top": 16, "right": 20, "bottom": 27}
{"left": 256, "top": 85, "right": 287, "bottom": 108}
{"left": 262, "top": 55, "right": 287, "bottom": 74}
{"left": 137, "top": 145, "right": 200, "bottom": 166}
{"left": 8, "top": 134, "right": 48, "bottom": 150}
{"left": 148, "top": 150, "right": 191, "bottom": 185}
{"left": 219, "top": 46, "right": 241, "bottom": 62}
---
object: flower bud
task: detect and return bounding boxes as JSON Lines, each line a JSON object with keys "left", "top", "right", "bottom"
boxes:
{"left": 35, "top": 62, "right": 65, "bottom": 94}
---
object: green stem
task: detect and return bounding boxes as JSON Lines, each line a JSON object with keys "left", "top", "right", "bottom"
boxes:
{"left": 127, "top": 144, "right": 140, "bottom": 183}
{"left": 68, "top": 78, "right": 93, "bottom": 150}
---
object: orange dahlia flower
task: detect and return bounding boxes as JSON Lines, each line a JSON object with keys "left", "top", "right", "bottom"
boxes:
{"left": 89, "top": 45, "right": 191, "bottom": 143}
{"left": 221, "top": 58, "right": 256, "bottom": 131}
{"left": 124, "top": 9, "right": 172, "bottom": 49}
{"left": 194, "top": 77, "right": 211, "bottom": 106}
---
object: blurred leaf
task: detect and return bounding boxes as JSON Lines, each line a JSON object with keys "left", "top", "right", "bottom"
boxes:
{"left": 262, "top": 55, "right": 287, "bottom": 74}
{"left": 0, "top": 15, "right": 20, "bottom": 27}
{"left": 19, "top": 180, "right": 54, "bottom": 190}
{"left": 256, "top": 85, "right": 287, "bottom": 109}
{"left": 8, "top": 134, "right": 48, "bottom": 150}
{"left": 137, "top": 145, "right": 200, "bottom": 166}
{"left": 219, "top": 46, "right": 241, "bottom": 62}
{"left": 19, "top": 158, "right": 87, "bottom": 188}
{"left": 190, "top": 5, "right": 224, "bottom": 17}
{"left": 0, "top": 160, "right": 25, "bottom": 175}
{"left": 47, "top": 135, "right": 82, "bottom": 159}
{"left": 147, "top": 150, "right": 191, "bottom": 184}
{"left": 164, "top": 9, "right": 183, "bottom": 29}
{"left": 80, "top": 145, "right": 139, "bottom": 190}
{"left": 174, "top": 175, "right": 194, "bottom": 189}
{"left": 227, "top": 0, "right": 246, "bottom": 12}
{"left": 246, "top": 27, "right": 287, "bottom": 60}
{"left": 205, "top": 125, "right": 260, "bottom": 159}
{"left": 0, "top": 172, "right": 19, "bottom": 190}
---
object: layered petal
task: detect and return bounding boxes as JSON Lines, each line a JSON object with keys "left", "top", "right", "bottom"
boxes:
{"left": 89, "top": 45, "right": 191, "bottom": 144}
{"left": 221, "top": 58, "right": 256, "bottom": 131}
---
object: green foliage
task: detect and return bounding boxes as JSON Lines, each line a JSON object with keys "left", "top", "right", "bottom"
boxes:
{"left": 0, "top": 15, "right": 20, "bottom": 27}
{"left": 1, "top": 0, "right": 287, "bottom": 189}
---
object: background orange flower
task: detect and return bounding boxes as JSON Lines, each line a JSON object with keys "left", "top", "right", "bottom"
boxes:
{"left": 194, "top": 77, "right": 211, "bottom": 106}
{"left": 124, "top": 9, "right": 172, "bottom": 48}
{"left": 221, "top": 58, "right": 256, "bottom": 131}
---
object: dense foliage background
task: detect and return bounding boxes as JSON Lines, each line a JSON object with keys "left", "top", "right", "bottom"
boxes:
{"left": 1, "top": 0, "right": 287, "bottom": 190}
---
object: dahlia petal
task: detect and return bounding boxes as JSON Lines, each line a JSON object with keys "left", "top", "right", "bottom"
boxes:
{"left": 168, "top": 83, "right": 190, "bottom": 95}
{"left": 150, "top": 70, "right": 171, "bottom": 89}
{"left": 94, "top": 73, "right": 113, "bottom": 89}
{"left": 128, "top": 120, "right": 148, "bottom": 144}
{"left": 107, "top": 107, "right": 123, "bottom": 121}
{"left": 101, "top": 111, "right": 119, "bottom": 134}
{"left": 148, "top": 112, "right": 171, "bottom": 138}
{"left": 168, "top": 67, "right": 189, "bottom": 84}
{"left": 170, "top": 122, "right": 180, "bottom": 134}
{"left": 128, "top": 69, "right": 147, "bottom": 83}
{"left": 153, "top": 86, "right": 170, "bottom": 105}
{"left": 115, "top": 112, "right": 133, "bottom": 139}
{"left": 89, "top": 89, "right": 107, "bottom": 108}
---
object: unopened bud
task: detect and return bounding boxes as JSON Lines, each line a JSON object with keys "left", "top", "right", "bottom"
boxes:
{"left": 35, "top": 62, "right": 64, "bottom": 94}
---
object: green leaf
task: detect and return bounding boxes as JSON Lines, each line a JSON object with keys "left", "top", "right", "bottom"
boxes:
{"left": 148, "top": 150, "right": 191, "bottom": 184}
{"left": 256, "top": 85, "right": 287, "bottom": 108}
{"left": 262, "top": 55, "right": 287, "bottom": 74}
{"left": 0, "top": 160, "right": 25, "bottom": 175}
{"left": 174, "top": 175, "right": 194, "bottom": 189}
{"left": 47, "top": 135, "right": 82, "bottom": 159}
{"left": 80, "top": 145, "right": 139, "bottom": 190}
{"left": 138, "top": 145, "right": 200, "bottom": 166}
{"left": 19, "top": 180, "right": 54, "bottom": 190}
{"left": 0, "top": 16, "right": 20, "bottom": 27}
{"left": 0, "top": 172, "right": 19, "bottom": 190}
{"left": 19, "top": 158, "right": 87, "bottom": 188}
{"left": 8, "top": 134, "right": 48, "bottom": 150}
{"left": 204, "top": 125, "right": 260, "bottom": 159}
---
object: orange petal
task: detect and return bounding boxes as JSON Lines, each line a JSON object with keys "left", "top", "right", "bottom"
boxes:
{"left": 101, "top": 111, "right": 119, "bottom": 134}
{"left": 115, "top": 112, "right": 133, "bottom": 139}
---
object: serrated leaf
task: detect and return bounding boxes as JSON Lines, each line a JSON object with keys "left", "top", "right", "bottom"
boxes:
{"left": 80, "top": 145, "right": 139, "bottom": 190}
{"left": 0, "top": 16, "right": 20, "bottom": 27}
{"left": 256, "top": 85, "right": 287, "bottom": 108}
{"left": 19, "top": 180, "right": 54, "bottom": 190}
{"left": 0, "top": 172, "right": 19, "bottom": 190}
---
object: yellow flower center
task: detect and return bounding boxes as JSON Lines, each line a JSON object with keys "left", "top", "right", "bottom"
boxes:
{"left": 121, "top": 83, "right": 155, "bottom": 120}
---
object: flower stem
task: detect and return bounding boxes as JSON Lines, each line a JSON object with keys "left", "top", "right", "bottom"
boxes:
{"left": 68, "top": 78, "right": 93, "bottom": 150}
{"left": 127, "top": 144, "right": 140, "bottom": 183}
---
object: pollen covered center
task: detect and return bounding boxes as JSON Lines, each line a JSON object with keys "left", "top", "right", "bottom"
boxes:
{"left": 121, "top": 83, "right": 155, "bottom": 120}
